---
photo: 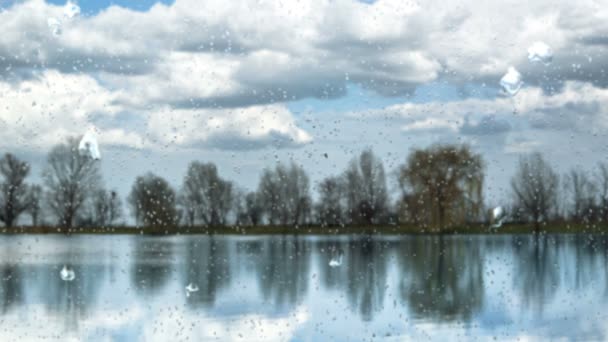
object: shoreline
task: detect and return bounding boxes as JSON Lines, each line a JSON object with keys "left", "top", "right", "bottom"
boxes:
{"left": 1, "top": 223, "right": 607, "bottom": 235}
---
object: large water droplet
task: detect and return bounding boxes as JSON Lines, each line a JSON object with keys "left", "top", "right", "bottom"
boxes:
{"left": 47, "top": 17, "right": 62, "bottom": 36}
{"left": 78, "top": 129, "right": 101, "bottom": 160}
{"left": 60, "top": 265, "right": 75, "bottom": 281}
{"left": 527, "top": 41, "right": 553, "bottom": 65}
{"left": 328, "top": 249, "right": 344, "bottom": 268}
{"left": 500, "top": 67, "right": 523, "bottom": 96}
{"left": 63, "top": 1, "right": 81, "bottom": 19}
{"left": 185, "top": 283, "right": 199, "bottom": 297}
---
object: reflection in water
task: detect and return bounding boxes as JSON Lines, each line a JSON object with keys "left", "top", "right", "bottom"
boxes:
{"left": 398, "top": 236, "right": 484, "bottom": 322}
{"left": 0, "top": 263, "right": 24, "bottom": 314}
{"left": 0, "top": 234, "right": 605, "bottom": 340}
{"left": 180, "top": 237, "right": 231, "bottom": 307}
{"left": 255, "top": 236, "right": 312, "bottom": 309}
{"left": 131, "top": 238, "right": 174, "bottom": 296}
{"left": 345, "top": 236, "right": 389, "bottom": 321}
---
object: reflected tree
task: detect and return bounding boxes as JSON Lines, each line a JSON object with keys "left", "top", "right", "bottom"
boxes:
{"left": 131, "top": 239, "right": 174, "bottom": 296}
{"left": 398, "top": 236, "right": 484, "bottom": 322}
{"left": 511, "top": 235, "right": 559, "bottom": 315}
{"left": 345, "top": 237, "right": 389, "bottom": 321}
{"left": 180, "top": 237, "right": 232, "bottom": 308}
{"left": 255, "top": 236, "right": 311, "bottom": 308}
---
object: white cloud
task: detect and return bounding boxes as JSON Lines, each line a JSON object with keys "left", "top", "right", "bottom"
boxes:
{"left": 0, "top": 70, "right": 310, "bottom": 152}
{"left": 146, "top": 105, "right": 312, "bottom": 150}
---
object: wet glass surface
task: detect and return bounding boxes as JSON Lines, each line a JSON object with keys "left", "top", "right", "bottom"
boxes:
{"left": 0, "top": 234, "right": 605, "bottom": 341}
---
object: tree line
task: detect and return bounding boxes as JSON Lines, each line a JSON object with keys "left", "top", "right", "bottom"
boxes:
{"left": 0, "top": 136, "right": 606, "bottom": 232}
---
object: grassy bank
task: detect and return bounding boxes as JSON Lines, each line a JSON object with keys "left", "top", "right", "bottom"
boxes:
{"left": 2, "top": 222, "right": 608, "bottom": 235}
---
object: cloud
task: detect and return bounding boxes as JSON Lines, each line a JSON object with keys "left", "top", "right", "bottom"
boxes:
{"left": 460, "top": 115, "right": 512, "bottom": 135}
{"left": 0, "top": 70, "right": 311, "bottom": 151}
{"left": 1, "top": 0, "right": 608, "bottom": 154}
{"left": 145, "top": 105, "right": 312, "bottom": 150}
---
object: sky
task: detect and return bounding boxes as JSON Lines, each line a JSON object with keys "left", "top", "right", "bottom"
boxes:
{"left": 1, "top": 0, "right": 608, "bottom": 211}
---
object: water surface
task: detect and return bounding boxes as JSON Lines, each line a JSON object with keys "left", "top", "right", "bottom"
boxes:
{"left": 0, "top": 234, "right": 606, "bottom": 341}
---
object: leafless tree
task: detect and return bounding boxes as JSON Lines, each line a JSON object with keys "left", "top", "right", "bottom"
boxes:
{"left": 43, "top": 137, "right": 102, "bottom": 228}
{"left": 91, "top": 189, "right": 123, "bottom": 226}
{"left": 129, "top": 173, "right": 178, "bottom": 227}
{"left": 244, "top": 192, "right": 263, "bottom": 226}
{"left": 511, "top": 152, "right": 559, "bottom": 232}
{"left": 0, "top": 153, "right": 31, "bottom": 227}
{"left": 26, "top": 185, "right": 42, "bottom": 226}
{"left": 563, "top": 167, "right": 596, "bottom": 223}
{"left": 315, "top": 176, "right": 344, "bottom": 226}
{"left": 179, "top": 162, "right": 234, "bottom": 226}
{"left": 397, "top": 144, "right": 484, "bottom": 231}
{"left": 257, "top": 162, "right": 311, "bottom": 226}
{"left": 342, "top": 149, "right": 388, "bottom": 225}
{"left": 596, "top": 163, "right": 608, "bottom": 223}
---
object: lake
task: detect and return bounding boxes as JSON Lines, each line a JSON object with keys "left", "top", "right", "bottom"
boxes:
{"left": 0, "top": 234, "right": 606, "bottom": 341}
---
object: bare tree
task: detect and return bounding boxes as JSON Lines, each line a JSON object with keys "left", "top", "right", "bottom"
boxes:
{"left": 179, "top": 162, "right": 234, "bottom": 226}
{"left": 564, "top": 167, "right": 596, "bottom": 223}
{"left": 315, "top": 176, "right": 344, "bottom": 226}
{"left": 257, "top": 162, "right": 312, "bottom": 226}
{"left": 397, "top": 144, "right": 484, "bottom": 231}
{"left": 43, "top": 137, "right": 102, "bottom": 228}
{"left": 129, "top": 173, "right": 178, "bottom": 227}
{"left": 26, "top": 185, "right": 42, "bottom": 226}
{"left": 91, "top": 189, "right": 123, "bottom": 226}
{"left": 511, "top": 152, "right": 559, "bottom": 232}
{"left": 597, "top": 163, "right": 608, "bottom": 223}
{"left": 342, "top": 149, "right": 388, "bottom": 225}
{"left": 258, "top": 168, "right": 281, "bottom": 225}
{"left": 0, "top": 154, "right": 31, "bottom": 227}
{"left": 244, "top": 192, "right": 263, "bottom": 226}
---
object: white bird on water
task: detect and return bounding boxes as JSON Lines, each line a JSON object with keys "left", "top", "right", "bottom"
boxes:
{"left": 329, "top": 249, "right": 344, "bottom": 268}
{"left": 185, "top": 283, "right": 199, "bottom": 297}
{"left": 60, "top": 265, "right": 75, "bottom": 282}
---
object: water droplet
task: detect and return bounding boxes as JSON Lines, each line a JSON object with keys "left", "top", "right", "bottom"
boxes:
{"left": 60, "top": 265, "right": 75, "bottom": 281}
{"left": 328, "top": 249, "right": 344, "bottom": 268}
{"left": 47, "top": 17, "right": 62, "bottom": 36}
{"left": 491, "top": 206, "right": 506, "bottom": 229}
{"left": 63, "top": 1, "right": 81, "bottom": 19}
{"left": 78, "top": 129, "right": 101, "bottom": 160}
{"left": 527, "top": 41, "right": 553, "bottom": 65}
{"left": 185, "top": 283, "right": 199, "bottom": 297}
{"left": 500, "top": 67, "right": 523, "bottom": 96}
